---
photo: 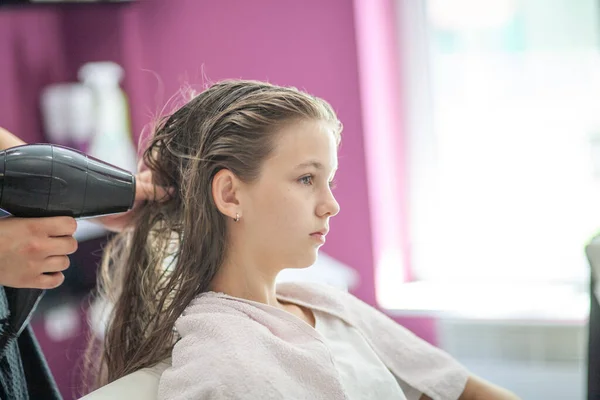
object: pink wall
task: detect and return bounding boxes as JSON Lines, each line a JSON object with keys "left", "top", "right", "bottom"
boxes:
{"left": 353, "top": 0, "right": 437, "bottom": 344}
{"left": 0, "top": 8, "right": 68, "bottom": 142}
{"left": 354, "top": 0, "right": 412, "bottom": 283}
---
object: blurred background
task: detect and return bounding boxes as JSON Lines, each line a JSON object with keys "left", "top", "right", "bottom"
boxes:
{"left": 1, "top": 0, "right": 600, "bottom": 398}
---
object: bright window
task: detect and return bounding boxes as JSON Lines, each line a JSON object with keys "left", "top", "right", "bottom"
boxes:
{"left": 400, "top": 0, "right": 600, "bottom": 287}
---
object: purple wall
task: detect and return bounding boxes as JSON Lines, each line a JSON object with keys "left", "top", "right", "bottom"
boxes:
{"left": 0, "top": 8, "right": 68, "bottom": 142}
{"left": 0, "top": 1, "right": 437, "bottom": 398}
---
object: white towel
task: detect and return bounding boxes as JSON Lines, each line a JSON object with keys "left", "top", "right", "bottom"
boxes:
{"left": 158, "top": 282, "right": 469, "bottom": 400}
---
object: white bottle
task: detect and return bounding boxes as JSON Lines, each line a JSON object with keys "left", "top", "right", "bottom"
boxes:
{"left": 78, "top": 61, "right": 138, "bottom": 173}
{"left": 40, "top": 83, "right": 94, "bottom": 149}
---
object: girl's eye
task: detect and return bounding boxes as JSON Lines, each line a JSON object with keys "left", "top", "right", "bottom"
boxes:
{"left": 299, "top": 175, "right": 314, "bottom": 185}
{"left": 329, "top": 179, "right": 337, "bottom": 189}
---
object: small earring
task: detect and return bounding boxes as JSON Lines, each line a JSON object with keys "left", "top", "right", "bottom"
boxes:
{"left": 233, "top": 213, "right": 240, "bottom": 222}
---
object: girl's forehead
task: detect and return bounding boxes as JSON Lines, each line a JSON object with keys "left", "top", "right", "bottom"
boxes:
{"left": 270, "top": 121, "right": 338, "bottom": 159}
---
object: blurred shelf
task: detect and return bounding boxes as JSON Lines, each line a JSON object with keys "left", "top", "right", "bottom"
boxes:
{"left": 0, "top": 0, "right": 134, "bottom": 7}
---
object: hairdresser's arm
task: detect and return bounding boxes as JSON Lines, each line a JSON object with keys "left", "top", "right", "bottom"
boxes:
{"left": 419, "top": 375, "right": 520, "bottom": 400}
{"left": 0, "top": 127, "right": 25, "bottom": 150}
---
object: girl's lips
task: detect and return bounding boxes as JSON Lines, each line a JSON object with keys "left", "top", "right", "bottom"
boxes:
{"left": 310, "top": 233, "right": 326, "bottom": 243}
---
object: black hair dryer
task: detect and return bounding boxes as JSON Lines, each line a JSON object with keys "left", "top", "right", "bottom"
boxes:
{"left": 0, "top": 143, "right": 136, "bottom": 218}
{"left": 0, "top": 143, "right": 135, "bottom": 350}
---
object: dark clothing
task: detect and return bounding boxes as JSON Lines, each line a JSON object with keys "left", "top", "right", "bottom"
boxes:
{"left": 0, "top": 286, "right": 61, "bottom": 400}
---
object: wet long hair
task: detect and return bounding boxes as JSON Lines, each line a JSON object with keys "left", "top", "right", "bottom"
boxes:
{"left": 84, "top": 79, "right": 342, "bottom": 389}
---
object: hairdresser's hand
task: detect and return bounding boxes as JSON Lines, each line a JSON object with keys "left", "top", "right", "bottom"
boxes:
{"left": 0, "top": 216, "right": 77, "bottom": 289}
{"left": 91, "top": 169, "right": 172, "bottom": 232}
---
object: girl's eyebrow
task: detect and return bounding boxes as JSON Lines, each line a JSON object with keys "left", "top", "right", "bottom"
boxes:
{"left": 294, "top": 161, "right": 338, "bottom": 173}
{"left": 294, "top": 161, "right": 323, "bottom": 170}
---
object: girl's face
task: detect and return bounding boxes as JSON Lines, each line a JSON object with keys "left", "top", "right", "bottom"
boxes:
{"left": 238, "top": 119, "right": 340, "bottom": 271}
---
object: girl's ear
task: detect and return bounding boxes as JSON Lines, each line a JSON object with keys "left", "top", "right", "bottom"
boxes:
{"left": 212, "top": 169, "right": 241, "bottom": 219}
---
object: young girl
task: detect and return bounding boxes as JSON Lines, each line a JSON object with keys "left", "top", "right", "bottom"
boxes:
{"left": 83, "top": 80, "right": 519, "bottom": 400}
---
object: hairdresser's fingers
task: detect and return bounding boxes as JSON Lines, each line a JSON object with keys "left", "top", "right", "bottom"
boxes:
{"left": 135, "top": 171, "right": 172, "bottom": 202}
{"left": 136, "top": 169, "right": 152, "bottom": 182}
{"left": 35, "top": 271, "right": 65, "bottom": 289}
{"left": 40, "top": 217, "right": 78, "bottom": 238}
{"left": 135, "top": 180, "right": 168, "bottom": 202}
{"left": 45, "top": 236, "right": 78, "bottom": 257}
{"left": 137, "top": 158, "right": 146, "bottom": 173}
{"left": 42, "top": 255, "right": 71, "bottom": 273}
